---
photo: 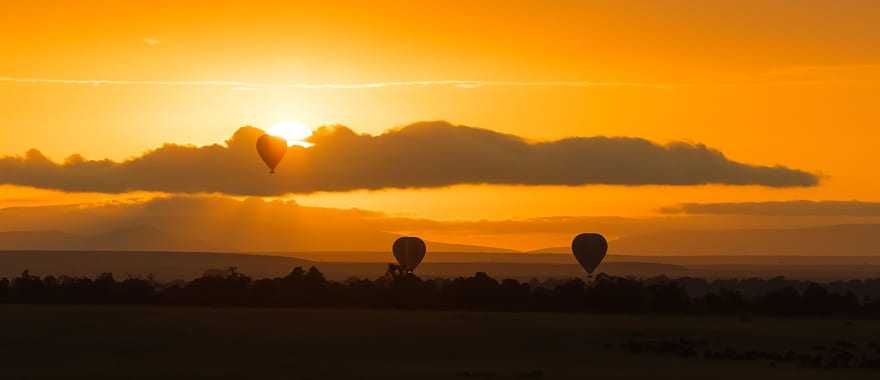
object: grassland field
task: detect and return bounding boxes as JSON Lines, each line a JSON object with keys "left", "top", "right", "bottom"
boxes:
{"left": 1, "top": 305, "right": 878, "bottom": 379}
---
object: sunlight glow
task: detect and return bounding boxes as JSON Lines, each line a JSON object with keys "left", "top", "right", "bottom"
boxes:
{"left": 267, "top": 121, "right": 315, "bottom": 147}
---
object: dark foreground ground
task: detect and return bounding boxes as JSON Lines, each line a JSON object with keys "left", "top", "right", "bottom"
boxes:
{"left": 0, "top": 306, "right": 878, "bottom": 379}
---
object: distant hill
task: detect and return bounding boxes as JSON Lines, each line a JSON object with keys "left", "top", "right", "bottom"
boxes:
{"left": 0, "top": 251, "right": 315, "bottom": 281}
{"left": 3, "top": 250, "right": 880, "bottom": 281}
{"left": 0, "top": 231, "right": 84, "bottom": 250}
{"left": 0, "top": 196, "right": 520, "bottom": 254}
{"left": 0, "top": 250, "right": 683, "bottom": 281}
{"left": 424, "top": 241, "right": 517, "bottom": 253}
{"left": 528, "top": 224, "right": 880, "bottom": 256}
{"left": 0, "top": 228, "right": 511, "bottom": 254}
{"left": 278, "top": 251, "right": 569, "bottom": 263}
{"left": 9, "top": 223, "right": 880, "bottom": 259}
{"left": 528, "top": 246, "right": 569, "bottom": 254}
{"left": 86, "top": 225, "right": 221, "bottom": 251}
{"left": 609, "top": 224, "right": 880, "bottom": 256}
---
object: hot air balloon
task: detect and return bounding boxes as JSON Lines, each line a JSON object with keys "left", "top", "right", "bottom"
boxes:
{"left": 571, "top": 233, "right": 608, "bottom": 274}
{"left": 256, "top": 134, "right": 288, "bottom": 173}
{"left": 392, "top": 236, "right": 426, "bottom": 272}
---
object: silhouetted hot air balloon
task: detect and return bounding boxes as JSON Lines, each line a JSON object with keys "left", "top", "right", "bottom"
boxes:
{"left": 392, "top": 236, "right": 426, "bottom": 272}
{"left": 256, "top": 134, "right": 288, "bottom": 173}
{"left": 571, "top": 233, "right": 608, "bottom": 274}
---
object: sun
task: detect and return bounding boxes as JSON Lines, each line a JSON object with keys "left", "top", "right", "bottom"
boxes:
{"left": 266, "top": 121, "right": 315, "bottom": 147}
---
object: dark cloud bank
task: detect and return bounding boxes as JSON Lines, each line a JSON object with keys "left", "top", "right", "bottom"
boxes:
{"left": 663, "top": 200, "right": 880, "bottom": 216}
{"left": 0, "top": 121, "right": 818, "bottom": 195}
{"left": 3, "top": 195, "right": 880, "bottom": 256}
{"left": 0, "top": 196, "right": 509, "bottom": 253}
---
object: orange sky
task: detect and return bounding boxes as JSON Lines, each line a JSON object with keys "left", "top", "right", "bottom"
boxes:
{"left": 2, "top": 1, "right": 880, "bottom": 223}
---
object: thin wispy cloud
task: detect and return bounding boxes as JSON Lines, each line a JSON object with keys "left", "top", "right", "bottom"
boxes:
{"left": 142, "top": 38, "right": 160, "bottom": 47}
{"left": 661, "top": 200, "right": 880, "bottom": 217}
{"left": 0, "top": 77, "right": 680, "bottom": 90}
{"left": 767, "top": 64, "right": 880, "bottom": 75}
{"left": 0, "top": 77, "right": 862, "bottom": 90}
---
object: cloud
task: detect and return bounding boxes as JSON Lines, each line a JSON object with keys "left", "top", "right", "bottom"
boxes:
{"left": 661, "top": 200, "right": 880, "bottom": 217}
{"left": 0, "top": 196, "right": 506, "bottom": 252}
{"left": 142, "top": 38, "right": 160, "bottom": 47}
{"left": 0, "top": 121, "right": 818, "bottom": 195}
{"left": 0, "top": 77, "right": 859, "bottom": 90}
{"left": 0, "top": 77, "right": 677, "bottom": 89}
{"left": 0, "top": 195, "right": 690, "bottom": 252}
{"left": 3, "top": 195, "right": 879, "bottom": 254}
{"left": 378, "top": 215, "right": 657, "bottom": 237}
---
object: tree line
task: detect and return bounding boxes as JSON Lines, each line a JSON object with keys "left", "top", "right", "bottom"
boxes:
{"left": 3, "top": 265, "right": 880, "bottom": 316}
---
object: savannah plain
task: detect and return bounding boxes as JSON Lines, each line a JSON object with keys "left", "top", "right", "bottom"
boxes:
{"left": 2, "top": 305, "right": 879, "bottom": 379}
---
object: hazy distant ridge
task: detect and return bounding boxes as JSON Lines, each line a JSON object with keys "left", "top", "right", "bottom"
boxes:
{"left": 609, "top": 224, "right": 880, "bottom": 256}
{"left": 0, "top": 228, "right": 512, "bottom": 253}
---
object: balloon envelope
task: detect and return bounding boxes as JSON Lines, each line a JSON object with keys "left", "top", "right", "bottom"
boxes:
{"left": 256, "top": 134, "right": 288, "bottom": 173}
{"left": 392, "top": 236, "right": 426, "bottom": 272}
{"left": 571, "top": 233, "right": 608, "bottom": 274}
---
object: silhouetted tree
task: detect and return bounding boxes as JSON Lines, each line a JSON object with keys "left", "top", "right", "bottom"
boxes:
{"left": 0, "top": 277, "right": 9, "bottom": 303}
{"left": 648, "top": 281, "right": 690, "bottom": 313}
{"left": 585, "top": 274, "right": 646, "bottom": 313}
{"left": 2, "top": 267, "right": 880, "bottom": 317}
{"left": 700, "top": 288, "right": 746, "bottom": 314}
